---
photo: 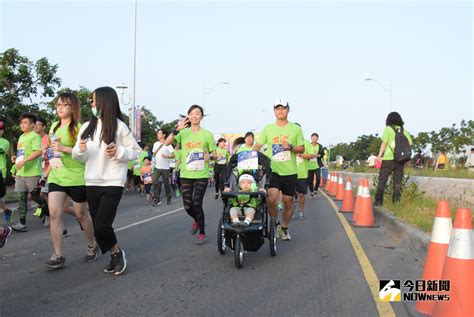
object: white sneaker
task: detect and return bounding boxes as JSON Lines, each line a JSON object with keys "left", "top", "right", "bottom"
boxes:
{"left": 281, "top": 228, "right": 291, "bottom": 241}
{"left": 43, "top": 216, "right": 50, "bottom": 228}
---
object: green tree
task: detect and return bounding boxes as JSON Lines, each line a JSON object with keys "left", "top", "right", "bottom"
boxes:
{"left": 0, "top": 48, "right": 61, "bottom": 151}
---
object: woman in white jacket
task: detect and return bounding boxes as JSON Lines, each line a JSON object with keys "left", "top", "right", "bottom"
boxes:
{"left": 72, "top": 86, "right": 140, "bottom": 276}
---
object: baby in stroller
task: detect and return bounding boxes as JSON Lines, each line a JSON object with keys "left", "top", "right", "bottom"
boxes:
{"left": 224, "top": 173, "right": 266, "bottom": 227}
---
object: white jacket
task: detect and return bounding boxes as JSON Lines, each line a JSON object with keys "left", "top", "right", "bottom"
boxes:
{"left": 72, "top": 119, "right": 141, "bottom": 187}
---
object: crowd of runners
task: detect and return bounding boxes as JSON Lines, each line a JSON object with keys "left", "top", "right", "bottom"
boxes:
{"left": 0, "top": 89, "right": 327, "bottom": 276}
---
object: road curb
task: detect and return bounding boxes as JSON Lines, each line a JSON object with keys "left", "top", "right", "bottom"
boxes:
{"left": 373, "top": 206, "right": 430, "bottom": 263}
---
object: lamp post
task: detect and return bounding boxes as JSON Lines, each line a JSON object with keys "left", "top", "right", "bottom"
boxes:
{"left": 365, "top": 78, "right": 392, "bottom": 112}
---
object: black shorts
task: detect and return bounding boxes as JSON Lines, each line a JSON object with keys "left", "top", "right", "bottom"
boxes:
{"left": 269, "top": 173, "right": 297, "bottom": 196}
{"left": 144, "top": 183, "right": 152, "bottom": 194}
{"left": 48, "top": 183, "right": 87, "bottom": 203}
{"left": 133, "top": 175, "right": 142, "bottom": 186}
{"left": 127, "top": 169, "right": 133, "bottom": 179}
{"left": 296, "top": 179, "right": 308, "bottom": 195}
{"left": 0, "top": 171, "right": 6, "bottom": 198}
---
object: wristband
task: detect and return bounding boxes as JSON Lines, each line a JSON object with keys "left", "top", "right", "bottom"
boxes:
{"left": 288, "top": 144, "right": 294, "bottom": 151}
{"left": 172, "top": 128, "right": 179, "bottom": 135}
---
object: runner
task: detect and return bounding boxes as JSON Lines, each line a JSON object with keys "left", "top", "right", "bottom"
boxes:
{"left": 295, "top": 126, "right": 311, "bottom": 219}
{"left": 11, "top": 113, "right": 42, "bottom": 232}
{"left": 253, "top": 100, "right": 304, "bottom": 241}
{"left": 0, "top": 119, "right": 12, "bottom": 223}
{"left": 307, "top": 133, "right": 323, "bottom": 197}
{"left": 33, "top": 117, "right": 51, "bottom": 226}
{"left": 165, "top": 105, "right": 217, "bottom": 245}
{"left": 140, "top": 156, "right": 153, "bottom": 204}
{"left": 72, "top": 86, "right": 140, "bottom": 276}
{"left": 233, "top": 131, "right": 255, "bottom": 154}
{"left": 152, "top": 129, "right": 174, "bottom": 206}
{"left": 44, "top": 92, "right": 97, "bottom": 270}
{"left": 213, "top": 138, "right": 229, "bottom": 199}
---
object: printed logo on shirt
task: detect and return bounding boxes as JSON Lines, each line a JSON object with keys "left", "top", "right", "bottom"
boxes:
{"left": 184, "top": 141, "right": 204, "bottom": 150}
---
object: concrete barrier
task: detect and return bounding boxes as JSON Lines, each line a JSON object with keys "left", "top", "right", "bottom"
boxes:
{"left": 333, "top": 171, "right": 474, "bottom": 209}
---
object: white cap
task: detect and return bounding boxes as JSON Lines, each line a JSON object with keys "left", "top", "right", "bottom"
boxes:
{"left": 273, "top": 99, "right": 289, "bottom": 108}
{"left": 239, "top": 174, "right": 256, "bottom": 184}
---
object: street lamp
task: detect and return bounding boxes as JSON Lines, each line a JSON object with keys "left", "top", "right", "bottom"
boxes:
{"left": 116, "top": 82, "right": 131, "bottom": 106}
{"left": 365, "top": 78, "right": 392, "bottom": 112}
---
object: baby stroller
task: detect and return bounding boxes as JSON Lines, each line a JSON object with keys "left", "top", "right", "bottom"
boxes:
{"left": 218, "top": 151, "right": 276, "bottom": 268}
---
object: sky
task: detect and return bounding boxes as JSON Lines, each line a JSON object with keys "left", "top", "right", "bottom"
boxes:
{"left": 1, "top": 0, "right": 472, "bottom": 146}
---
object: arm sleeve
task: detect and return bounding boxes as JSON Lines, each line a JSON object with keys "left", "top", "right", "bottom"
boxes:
{"left": 115, "top": 123, "right": 141, "bottom": 162}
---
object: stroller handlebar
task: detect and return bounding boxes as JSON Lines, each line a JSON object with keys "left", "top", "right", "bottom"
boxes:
{"left": 221, "top": 191, "right": 267, "bottom": 199}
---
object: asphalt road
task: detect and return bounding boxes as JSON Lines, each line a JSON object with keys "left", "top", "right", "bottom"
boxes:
{"left": 1, "top": 188, "right": 422, "bottom": 316}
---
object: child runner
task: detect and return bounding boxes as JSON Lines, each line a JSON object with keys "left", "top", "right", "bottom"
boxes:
{"left": 140, "top": 157, "right": 153, "bottom": 204}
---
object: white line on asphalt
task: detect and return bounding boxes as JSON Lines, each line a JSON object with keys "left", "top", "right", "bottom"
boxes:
{"left": 115, "top": 207, "right": 185, "bottom": 232}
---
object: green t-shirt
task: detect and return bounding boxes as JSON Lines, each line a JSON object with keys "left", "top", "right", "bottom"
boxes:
{"left": 16, "top": 131, "right": 42, "bottom": 177}
{"left": 175, "top": 128, "right": 217, "bottom": 179}
{"left": 257, "top": 122, "right": 304, "bottom": 176}
{"left": 236, "top": 144, "right": 254, "bottom": 153}
{"left": 307, "top": 141, "right": 320, "bottom": 170}
{"left": 175, "top": 149, "right": 181, "bottom": 170}
{"left": 47, "top": 122, "right": 86, "bottom": 187}
{"left": 132, "top": 151, "right": 149, "bottom": 176}
{"left": 0, "top": 137, "right": 10, "bottom": 178}
{"left": 381, "top": 125, "right": 413, "bottom": 161}
{"left": 297, "top": 140, "right": 311, "bottom": 179}
{"left": 215, "top": 147, "right": 229, "bottom": 165}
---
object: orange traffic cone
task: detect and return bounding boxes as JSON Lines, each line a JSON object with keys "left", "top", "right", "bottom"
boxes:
{"left": 416, "top": 201, "right": 452, "bottom": 316}
{"left": 329, "top": 173, "right": 338, "bottom": 196}
{"left": 340, "top": 177, "right": 355, "bottom": 213}
{"left": 335, "top": 175, "right": 344, "bottom": 201}
{"left": 433, "top": 208, "right": 473, "bottom": 317}
{"left": 353, "top": 179, "right": 377, "bottom": 227}
{"left": 320, "top": 173, "right": 325, "bottom": 187}
{"left": 325, "top": 171, "right": 331, "bottom": 191}
{"left": 352, "top": 179, "right": 364, "bottom": 222}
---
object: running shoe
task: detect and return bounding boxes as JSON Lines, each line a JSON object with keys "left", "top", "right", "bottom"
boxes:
{"left": 12, "top": 222, "right": 28, "bottom": 232}
{"left": 63, "top": 228, "right": 69, "bottom": 237}
{"left": 152, "top": 199, "right": 162, "bottom": 207}
{"left": 104, "top": 256, "right": 115, "bottom": 273}
{"left": 43, "top": 216, "right": 50, "bottom": 228}
{"left": 175, "top": 190, "right": 181, "bottom": 198}
{"left": 196, "top": 234, "right": 207, "bottom": 245}
{"left": 276, "top": 223, "right": 283, "bottom": 239}
{"left": 281, "top": 228, "right": 291, "bottom": 241}
{"left": 241, "top": 218, "right": 251, "bottom": 227}
{"left": 45, "top": 254, "right": 66, "bottom": 270}
{"left": 214, "top": 194, "right": 219, "bottom": 200}
{"left": 191, "top": 222, "right": 199, "bottom": 235}
{"left": 112, "top": 250, "right": 127, "bottom": 276}
{"left": 33, "top": 207, "right": 43, "bottom": 218}
{"left": 297, "top": 211, "right": 304, "bottom": 220}
{"left": 3, "top": 209, "right": 13, "bottom": 224}
{"left": 0, "top": 226, "right": 12, "bottom": 248}
{"left": 278, "top": 203, "right": 283, "bottom": 212}
{"left": 231, "top": 220, "right": 240, "bottom": 227}
{"left": 84, "top": 245, "right": 99, "bottom": 262}
{"left": 310, "top": 192, "right": 315, "bottom": 198}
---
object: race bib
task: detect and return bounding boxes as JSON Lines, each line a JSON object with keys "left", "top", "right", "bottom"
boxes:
{"left": 297, "top": 156, "right": 304, "bottom": 164}
{"left": 186, "top": 151, "right": 205, "bottom": 171}
{"left": 16, "top": 149, "right": 25, "bottom": 164}
{"left": 237, "top": 151, "right": 258, "bottom": 170}
{"left": 272, "top": 144, "right": 291, "bottom": 162}
{"left": 143, "top": 173, "right": 152, "bottom": 183}
{"left": 50, "top": 157, "right": 64, "bottom": 169}
{"left": 310, "top": 157, "right": 317, "bottom": 162}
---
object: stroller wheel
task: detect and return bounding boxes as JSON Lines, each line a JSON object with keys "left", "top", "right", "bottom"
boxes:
{"left": 234, "top": 236, "right": 244, "bottom": 269}
{"left": 269, "top": 218, "right": 277, "bottom": 257}
{"left": 217, "top": 217, "right": 227, "bottom": 255}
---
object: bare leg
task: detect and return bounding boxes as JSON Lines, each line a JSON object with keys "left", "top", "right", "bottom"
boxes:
{"left": 282, "top": 194, "right": 294, "bottom": 227}
{"left": 72, "top": 201, "right": 95, "bottom": 248}
{"left": 48, "top": 192, "right": 68, "bottom": 256}
{"left": 267, "top": 188, "right": 280, "bottom": 220}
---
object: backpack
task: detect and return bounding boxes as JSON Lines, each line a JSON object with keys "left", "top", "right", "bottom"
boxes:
{"left": 389, "top": 126, "right": 411, "bottom": 163}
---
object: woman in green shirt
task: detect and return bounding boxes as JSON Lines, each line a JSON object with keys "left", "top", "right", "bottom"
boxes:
{"left": 375, "top": 112, "right": 412, "bottom": 206}
{"left": 213, "top": 138, "right": 229, "bottom": 199}
{"left": 233, "top": 131, "right": 255, "bottom": 154}
{"left": 45, "top": 92, "right": 96, "bottom": 270}
{"left": 165, "top": 105, "right": 217, "bottom": 245}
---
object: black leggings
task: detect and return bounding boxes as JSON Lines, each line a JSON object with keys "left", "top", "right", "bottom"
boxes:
{"left": 308, "top": 168, "right": 321, "bottom": 192}
{"left": 213, "top": 164, "right": 226, "bottom": 194}
{"left": 86, "top": 186, "right": 123, "bottom": 254}
{"left": 181, "top": 178, "right": 208, "bottom": 234}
